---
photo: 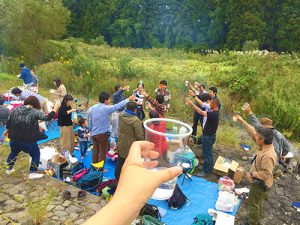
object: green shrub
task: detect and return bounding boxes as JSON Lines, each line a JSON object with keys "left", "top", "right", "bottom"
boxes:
{"left": 242, "top": 40, "right": 259, "bottom": 51}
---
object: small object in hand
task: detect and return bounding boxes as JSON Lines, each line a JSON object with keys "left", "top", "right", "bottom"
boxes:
{"left": 232, "top": 116, "right": 238, "bottom": 122}
{"left": 241, "top": 102, "right": 249, "bottom": 111}
{"left": 185, "top": 81, "right": 189, "bottom": 86}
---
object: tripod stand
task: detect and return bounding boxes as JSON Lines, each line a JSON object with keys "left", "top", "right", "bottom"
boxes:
{"left": 180, "top": 163, "right": 193, "bottom": 185}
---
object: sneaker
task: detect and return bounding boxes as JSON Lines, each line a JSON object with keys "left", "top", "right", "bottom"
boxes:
{"left": 28, "top": 173, "right": 43, "bottom": 179}
{"left": 6, "top": 169, "right": 15, "bottom": 175}
{"left": 196, "top": 171, "right": 210, "bottom": 177}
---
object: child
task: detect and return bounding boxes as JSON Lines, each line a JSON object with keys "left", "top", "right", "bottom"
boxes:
{"left": 78, "top": 118, "right": 90, "bottom": 159}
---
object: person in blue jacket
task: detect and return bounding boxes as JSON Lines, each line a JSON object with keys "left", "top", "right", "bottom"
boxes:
{"left": 17, "top": 63, "right": 33, "bottom": 88}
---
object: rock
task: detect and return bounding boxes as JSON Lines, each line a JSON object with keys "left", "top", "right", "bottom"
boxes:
{"left": 4, "top": 199, "right": 17, "bottom": 205}
{"left": 88, "top": 203, "right": 102, "bottom": 212}
{"left": 242, "top": 156, "right": 248, "bottom": 161}
{"left": 14, "top": 194, "right": 25, "bottom": 202}
{"left": 62, "top": 200, "right": 72, "bottom": 207}
{"left": 66, "top": 205, "right": 82, "bottom": 214}
{"left": 275, "top": 187, "right": 284, "bottom": 196}
{"left": 55, "top": 205, "right": 65, "bottom": 211}
{"left": 69, "top": 212, "right": 79, "bottom": 220}
{"left": 4, "top": 187, "right": 19, "bottom": 196}
{"left": 0, "top": 193, "right": 10, "bottom": 202}
{"left": 0, "top": 221, "right": 9, "bottom": 225}
{"left": 54, "top": 211, "right": 69, "bottom": 218}
{"left": 75, "top": 219, "right": 86, "bottom": 225}
{"left": 46, "top": 204, "right": 55, "bottom": 211}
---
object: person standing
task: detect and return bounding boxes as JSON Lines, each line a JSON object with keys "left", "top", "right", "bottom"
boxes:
{"left": 89, "top": 92, "right": 135, "bottom": 164}
{"left": 78, "top": 118, "right": 91, "bottom": 160}
{"left": 234, "top": 115, "right": 276, "bottom": 225}
{"left": 11, "top": 87, "right": 49, "bottom": 113}
{"left": 142, "top": 90, "right": 166, "bottom": 117}
{"left": 155, "top": 80, "right": 171, "bottom": 110}
{"left": 114, "top": 102, "right": 144, "bottom": 180}
{"left": 58, "top": 94, "right": 76, "bottom": 156}
{"left": 208, "top": 86, "right": 221, "bottom": 110}
{"left": 244, "top": 104, "right": 290, "bottom": 167}
{"left": 133, "top": 83, "right": 145, "bottom": 121}
{"left": 52, "top": 79, "right": 67, "bottom": 103}
{"left": 17, "top": 63, "right": 33, "bottom": 89}
{"left": 4, "top": 96, "right": 58, "bottom": 179}
{"left": 111, "top": 84, "right": 129, "bottom": 143}
{"left": 186, "top": 98, "right": 220, "bottom": 177}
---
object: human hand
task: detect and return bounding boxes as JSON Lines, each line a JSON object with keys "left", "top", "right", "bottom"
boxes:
{"left": 114, "top": 141, "right": 182, "bottom": 210}
{"left": 188, "top": 90, "right": 196, "bottom": 97}
{"left": 86, "top": 133, "right": 91, "bottom": 138}
{"left": 186, "top": 98, "right": 193, "bottom": 106}
{"left": 234, "top": 114, "right": 243, "bottom": 122}
{"left": 123, "top": 86, "right": 130, "bottom": 91}
{"left": 245, "top": 172, "right": 253, "bottom": 183}
{"left": 141, "top": 89, "right": 148, "bottom": 97}
{"left": 128, "top": 95, "right": 136, "bottom": 101}
{"left": 53, "top": 102, "right": 60, "bottom": 113}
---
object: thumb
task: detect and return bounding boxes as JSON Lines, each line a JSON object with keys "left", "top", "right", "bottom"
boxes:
{"left": 155, "top": 166, "right": 183, "bottom": 185}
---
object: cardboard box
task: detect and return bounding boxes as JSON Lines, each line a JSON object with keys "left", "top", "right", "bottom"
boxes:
{"left": 213, "top": 156, "right": 239, "bottom": 176}
{"left": 233, "top": 166, "right": 245, "bottom": 184}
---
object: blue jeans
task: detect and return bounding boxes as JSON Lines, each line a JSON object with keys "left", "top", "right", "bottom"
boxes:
{"left": 7, "top": 141, "right": 40, "bottom": 172}
{"left": 79, "top": 141, "right": 88, "bottom": 157}
{"left": 202, "top": 135, "right": 216, "bottom": 174}
{"left": 192, "top": 111, "right": 204, "bottom": 136}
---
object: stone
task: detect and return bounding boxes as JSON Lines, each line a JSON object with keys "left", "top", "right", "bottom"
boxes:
{"left": 46, "top": 204, "right": 55, "bottom": 211}
{"left": 54, "top": 211, "right": 69, "bottom": 218}
{"left": 0, "top": 221, "right": 9, "bottom": 225}
{"left": 55, "top": 205, "right": 65, "bottom": 211}
{"left": 66, "top": 205, "right": 82, "bottom": 214}
{"left": 14, "top": 194, "right": 25, "bottom": 202}
{"left": 0, "top": 193, "right": 10, "bottom": 202}
{"left": 75, "top": 219, "right": 86, "bottom": 225}
{"left": 62, "top": 200, "right": 72, "bottom": 207}
{"left": 275, "top": 187, "right": 285, "bottom": 196}
{"left": 88, "top": 203, "right": 102, "bottom": 212}
{"left": 69, "top": 212, "right": 79, "bottom": 220}
{"left": 4, "top": 199, "right": 17, "bottom": 205}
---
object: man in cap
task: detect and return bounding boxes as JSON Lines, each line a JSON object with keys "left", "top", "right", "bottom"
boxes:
{"left": 244, "top": 104, "right": 290, "bottom": 168}
{"left": 235, "top": 114, "right": 277, "bottom": 225}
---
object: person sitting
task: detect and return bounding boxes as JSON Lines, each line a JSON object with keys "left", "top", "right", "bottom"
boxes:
{"left": 142, "top": 90, "right": 166, "bottom": 116}
{"left": 155, "top": 80, "right": 171, "bottom": 110}
{"left": 52, "top": 79, "right": 67, "bottom": 103}
{"left": 11, "top": 87, "right": 49, "bottom": 113}
{"left": 244, "top": 104, "right": 290, "bottom": 168}
{"left": 17, "top": 63, "right": 33, "bottom": 89}
{"left": 114, "top": 102, "right": 144, "bottom": 180}
{"left": 4, "top": 96, "right": 58, "bottom": 179}
{"left": 78, "top": 118, "right": 91, "bottom": 160}
{"left": 0, "top": 96, "right": 10, "bottom": 125}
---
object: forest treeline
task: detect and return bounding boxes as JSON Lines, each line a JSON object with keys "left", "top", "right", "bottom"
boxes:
{"left": 63, "top": 0, "right": 300, "bottom": 52}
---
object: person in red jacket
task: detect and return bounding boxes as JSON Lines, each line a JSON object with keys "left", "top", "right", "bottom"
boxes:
{"left": 147, "top": 110, "right": 168, "bottom": 166}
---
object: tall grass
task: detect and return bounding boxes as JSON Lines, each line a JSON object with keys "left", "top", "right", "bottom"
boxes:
{"left": 1, "top": 40, "right": 299, "bottom": 140}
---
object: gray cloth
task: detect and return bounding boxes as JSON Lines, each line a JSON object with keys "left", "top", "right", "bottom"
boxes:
{"left": 0, "top": 106, "right": 10, "bottom": 125}
{"left": 249, "top": 114, "right": 291, "bottom": 161}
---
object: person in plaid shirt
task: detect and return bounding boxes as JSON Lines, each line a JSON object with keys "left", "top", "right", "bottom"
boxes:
{"left": 141, "top": 90, "right": 166, "bottom": 116}
{"left": 155, "top": 80, "right": 171, "bottom": 110}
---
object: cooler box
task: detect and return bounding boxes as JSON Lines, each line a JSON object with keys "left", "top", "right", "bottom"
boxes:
{"left": 7, "top": 101, "right": 23, "bottom": 111}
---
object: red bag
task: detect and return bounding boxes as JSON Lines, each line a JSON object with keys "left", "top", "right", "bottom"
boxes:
{"left": 72, "top": 168, "right": 89, "bottom": 181}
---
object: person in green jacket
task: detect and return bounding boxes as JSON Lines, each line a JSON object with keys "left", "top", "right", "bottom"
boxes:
{"left": 114, "top": 102, "right": 144, "bottom": 180}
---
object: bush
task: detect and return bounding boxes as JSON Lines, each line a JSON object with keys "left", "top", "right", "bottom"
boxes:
{"left": 242, "top": 40, "right": 259, "bottom": 51}
{"left": 90, "top": 35, "right": 108, "bottom": 46}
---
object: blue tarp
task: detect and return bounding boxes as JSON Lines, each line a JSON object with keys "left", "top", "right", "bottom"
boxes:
{"left": 75, "top": 148, "right": 241, "bottom": 225}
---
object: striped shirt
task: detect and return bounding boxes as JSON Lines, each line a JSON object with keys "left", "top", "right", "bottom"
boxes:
{"left": 133, "top": 90, "right": 144, "bottom": 107}
{"left": 20, "top": 90, "right": 45, "bottom": 105}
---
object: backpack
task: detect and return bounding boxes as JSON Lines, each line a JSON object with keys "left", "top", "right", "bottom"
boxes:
{"left": 72, "top": 168, "right": 89, "bottom": 182}
{"left": 72, "top": 162, "right": 85, "bottom": 175}
{"left": 192, "top": 214, "right": 214, "bottom": 225}
{"left": 76, "top": 168, "right": 103, "bottom": 190}
{"left": 140, "top": 204, "right": 161, "bottom": 220}
{"left": 167, "top": 184, "right": 188, "bottom": 209}
{"left": 141, "top": 215, "right": 165, "bottom": 225}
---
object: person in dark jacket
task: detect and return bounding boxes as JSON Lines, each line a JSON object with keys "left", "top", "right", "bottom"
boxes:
{"left": 114, "top": 102, "right": 144, "bottom": 180}
{"left": 58, "top": 94, "right": 77, "bottom": 156}
{"left": 17, "top": 63, "right": 33, "bottom": 88}
{"left": 4, "top": 96, "right": 58, "bottom": 179}
{"left": 78, "top": 118, "right": 90, "bottom": 159}
{"left": 0, "top": 96, "right": 10, "bottom": 125}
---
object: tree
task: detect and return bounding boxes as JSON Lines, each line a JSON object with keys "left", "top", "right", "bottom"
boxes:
{"left": 0, "top": 0, "right": 70, "bottom": 64}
